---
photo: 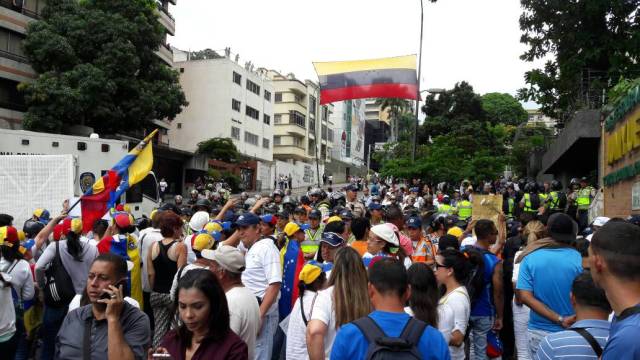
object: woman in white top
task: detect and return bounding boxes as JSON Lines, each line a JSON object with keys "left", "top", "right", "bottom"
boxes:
{"left": 434, "top": 249, "right": 472, "bottom": 360}
{"left": 307, "top": 247, "right": 370, "bottom": 360}
{"left": 511, "top": 220, "right": 545, "bottom": 360}
{"left": 286, "top": 262, "right": 326, "bottom": 359}
{"left": 405, "top": 262, "right": 454, "bottom": 343}
{"left": 0, "top": 226, "right": 35, "bottom": 355}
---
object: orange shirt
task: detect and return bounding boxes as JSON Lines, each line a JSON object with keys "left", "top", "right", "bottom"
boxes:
{"left": 350, "top": 240, "right": 368, "bottom": 257}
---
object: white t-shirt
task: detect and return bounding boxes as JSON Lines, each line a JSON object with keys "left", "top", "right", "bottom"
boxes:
{"left": 170, "top": 263, "right": 209, "bottom": 300}
{"left": 286, "top": 291, "right": 319, "bottom": 360}
{"left": 138, "top": 227, "right": 163, "bottom": 292}
{"left": 512, "top": 250, "right": 523, "bottom": 283}
{"left": 242, "top": 238, "right": 282, "bottom": 314}
{"left": 439, "top": 286, "right": 470, "bottom": 360}
{"left": 0, "top": 259, "right": 34, "bottom": 303}
{"left": 310, "top": 286, "right": 336, "bottom": 360}
{"left": 404, "top": 303, "right": 455, "bottom": 344}
{"left": 35, "top": 239, "right": 98, "bottom": 294}
{"left": 0, "top": 274, "right": 15, "bottom": 339}
{"left": 226, "top": 286, "right": 260, "bottom": 360}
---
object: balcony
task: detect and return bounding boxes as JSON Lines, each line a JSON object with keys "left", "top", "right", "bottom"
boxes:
{"left": 156, "top": 3, "right": 175, "bottom": 35}
{"left": 273, "top": 144, "right": 308, "bottom": 161}
{"left": 276, "top": 123, "right": 306, "bottom": 138}
{"left": 0, "top": 1, "right": 39, "bottom": 19}
{"left": 156, "top": 43, "right": 173, "bottom": 65}
{"left": 0, "top": 52, "right": 36, "bottom": 83}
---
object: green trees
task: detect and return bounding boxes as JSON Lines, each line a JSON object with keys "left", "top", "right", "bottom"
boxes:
{"left": 20, "top": 0, "right": 187, "bottom": 134}
{"left": 517, "top": 0, "right": 640, "bottom": 120}
{"left": 196, "top": 138, "right": 244, "bottom": 163}
{"left": 376, "top": 82, "right": 532, "bottom": 183}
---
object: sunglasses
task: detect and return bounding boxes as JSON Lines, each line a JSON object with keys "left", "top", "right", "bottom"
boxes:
{"left": 432, "top": 261, "right": 449, "bottom": 271}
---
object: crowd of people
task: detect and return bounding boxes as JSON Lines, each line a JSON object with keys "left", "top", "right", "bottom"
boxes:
{"left": 0, "top": 176, "right": 639, "bottom": 360}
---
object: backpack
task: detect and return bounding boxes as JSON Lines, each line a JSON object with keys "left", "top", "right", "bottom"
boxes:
{"left": 352, "top": 316, "right": 427, "bottom": 360}
{"left": 43, "top": 241, "right": 77, "bottom": 308}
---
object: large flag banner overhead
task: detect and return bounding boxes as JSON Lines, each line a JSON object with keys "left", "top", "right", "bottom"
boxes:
{"left": 313, "top": 55, "right": 418, "bottom": 105}
{"left": 80, "top": 130, "right": 157, "bottom": 232}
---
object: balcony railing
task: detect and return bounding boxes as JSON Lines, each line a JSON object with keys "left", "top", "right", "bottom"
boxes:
{"left": 156, "top": 1, "right": 175, "bottom": 21}
{"left": 0, "top": 1, "right": 39, "bottom": 19}
{"left": 0, "top": 99, "right": 27, "bottom": 112}
{"left": 0, "top": 49, "right": 29, "bottom": 64}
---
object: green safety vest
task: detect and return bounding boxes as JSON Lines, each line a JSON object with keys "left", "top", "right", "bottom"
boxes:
{"left": 548, "top": 191, "right": 561, "bottom": 210}
{"left": 302, "top": 225, "right": 324, "bottom": 254}
{"left": 523, "top": 193, "right": 538, "bottom": 213}
{"left": 577, "top": 187, "right": 593, "bottom": 210}
{"left": 507, "top": 198, "right": 515, "bottom": 217}
{"left": 457, "top": 200, "right": 472, "bottom": 220}
{"left": 438, "top": 204, "right": 454, "bottom": 215}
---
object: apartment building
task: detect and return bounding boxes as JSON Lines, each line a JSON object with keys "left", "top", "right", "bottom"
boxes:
{"left": 169, "top": 55, "right": 275, "bottom": 163}
{"left": 0, "top": 1, "right": 43, "bottom": 129}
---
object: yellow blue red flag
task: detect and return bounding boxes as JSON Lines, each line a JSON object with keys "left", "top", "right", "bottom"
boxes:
{"left": 80, "top": 130, "right": 157, "bottom": 232}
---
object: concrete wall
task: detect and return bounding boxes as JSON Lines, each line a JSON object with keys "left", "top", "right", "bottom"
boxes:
{"left": 256, "top": 160, "right": 325, "bottom": 191}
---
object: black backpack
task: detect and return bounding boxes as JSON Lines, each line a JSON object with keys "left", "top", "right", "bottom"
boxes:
{"left": 43, "top": 241, "right": 76, "bottom": 308}
{"left": 461, "top": 246, "right": 489, "bottom": 303}
{"left": 352, "top": 316, "right": 427, "bottom": 360}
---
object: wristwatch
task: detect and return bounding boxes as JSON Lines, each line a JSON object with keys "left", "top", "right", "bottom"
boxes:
{"left": 557, "top": 315, "right": 564, "bottom": 324}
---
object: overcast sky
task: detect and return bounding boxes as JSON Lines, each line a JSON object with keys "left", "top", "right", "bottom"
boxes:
{"left": 170, "top": 0, "right": 545, "bottom": 109}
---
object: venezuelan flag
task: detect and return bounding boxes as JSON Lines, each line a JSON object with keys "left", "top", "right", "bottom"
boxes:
{"left": 313, "top": 55, "right": 418, "bottom": 105}
{"left": 80, "top": 130, "right": 158, "bottom": 233}
{"left": 279, "top": 237, "right": 305, "bottom": 318}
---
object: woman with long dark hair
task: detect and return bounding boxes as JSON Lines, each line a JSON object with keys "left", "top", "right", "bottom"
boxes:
{"left": 286, "top": 262, "right": 326, "bottom": 358}
{"left": 405, "top": 263, "right": 454, "bottom": 343}
{"left": 434, "top": 249, "right": 475, "bottom": 360}
{"left": 35, "top": 215, "right": 98, "bottom": 360}
{"left": 152, "top": 269, "right": 247, "bottom": 360}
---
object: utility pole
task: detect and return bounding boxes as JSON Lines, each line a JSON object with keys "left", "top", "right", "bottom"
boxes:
{"left": 412, "top": 0, "right": 425, "bottom": 163}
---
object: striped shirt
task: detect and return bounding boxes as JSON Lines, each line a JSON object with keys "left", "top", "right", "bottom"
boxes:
{"left": 535, "top": 319, "right": 610, "bottom": 360}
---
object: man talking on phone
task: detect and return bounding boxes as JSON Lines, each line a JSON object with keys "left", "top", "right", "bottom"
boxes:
{"left": 56, "top": 253, "right": 151, "bottom": 360}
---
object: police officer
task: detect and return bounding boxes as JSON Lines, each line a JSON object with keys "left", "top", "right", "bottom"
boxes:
{"left": 345, "top": 184, "right": 366, "bottom": 218}
{"left": 576, "top": 177, "right": 595, "bottom": 231}
{"left": 457, "top": 194, "right": 473, "bottom": 221}
{"left": 545, "top": 180, "right": 567, "bottom": 215}
{"left": 437, "top": 195, "right": 456, "bottom": 215}
{"left": 520, "top": 182, "right": 541, "bottom": 214}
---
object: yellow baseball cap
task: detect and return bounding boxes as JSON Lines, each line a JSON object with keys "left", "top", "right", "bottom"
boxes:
{"left": 204, "top": 221, "right": 223, "bottom": 233}
{"left": 284, "top": 222, "right": 310, "bottom": 237}
{"left": 326, "top": 216, "right": 343, "bottom": 224}
{"left": 447, "top": 226, "right": 464, "bottom": 238}
{"left": 299, "top": 262, "right": 323, "bottom": 285}
{"left": 192, "top": 232, "right": 215, "bottom": 252}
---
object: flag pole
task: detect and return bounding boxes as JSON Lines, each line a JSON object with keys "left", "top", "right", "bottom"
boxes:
{"left": 412, "top": 0, "right": 425, "bottom": 163}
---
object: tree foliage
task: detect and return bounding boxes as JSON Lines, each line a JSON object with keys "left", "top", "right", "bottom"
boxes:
{"left": 197, "top": 137, "right": 244, "bottom": 163}
{"left": 517, "top": 0, "right": 640, "bottom": 120}
{"left": 377, "top": 82, "right": 521, "bottom": 183}
{"left": 20, "top": 0, "right": 187, "bottom": 134}
{"left": 481, "top": 92, "right": 528, "bottom": 126}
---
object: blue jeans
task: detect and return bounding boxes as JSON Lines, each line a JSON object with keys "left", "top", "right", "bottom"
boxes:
{"left": 469, "top": 315, "right": 493, "bottom": 360}
{"left": 255, "top": 310, "right": 279, "bottom": 360}
{"left": 40, "top": 305, "right": 68, "bottom": 360}
{"left": 527, "top": 329, "right": 551, "bottom": 359}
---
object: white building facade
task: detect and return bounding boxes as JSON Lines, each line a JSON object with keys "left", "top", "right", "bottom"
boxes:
{"left": 169, "top": 57, "right": 274, "bottom": 163}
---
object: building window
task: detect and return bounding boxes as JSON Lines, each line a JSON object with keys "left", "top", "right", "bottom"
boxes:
{"left": 246, "top": 105, "right": 260, "bottom": 120}
{"left": 293, "top": 136, "right": 303, "bottom": 148}
{"left": 0, "top": 28, "right": 27, "bottom": 61}
{"left": 177, "top": 123, "right": 182, "bottom": 129}
{"left": 233, "top": 72, "right": 242, "bottom": 85}
{"left": 322, "top": 106, "right": 329, "bottom": 121}
{"left": 264, "top": 90, "right": 271, "bottom": 101}
{"left": 308, "top": 139, "right": 315, "bottom": 156}
{"left": 263, "top": 114, "right": 271, "bottom": 125}
{"left": 309, "top": 95, "right": 317, "bottom": 116}
{"left": 263, "top": 138, "right": 270, "bottom": 149}
{"left": 274, "top": 136, "right": 281, "bottom": 145}
{"left": 275, "top": 92, "right": 283, "bottom": 103}
{"left": 294, "top": 94, "right": 304, "bottom": 104}
{"left": 274, "top": 114, "right": 282, "bottom": 124}
{"left": 309, "top": 119, "right": 316, "bottom": 135}
{"left": 231, "top": 127, "right": 240, "bottom": 140}
{"left": 232, "top": 99, "right": 241, "bottom": 112}
{"left": 244, "top": 131, "right": 259, "bottom": 146}
{"left": 290, "top": 110, "right": 306, "bottom": 128}
{"left": 246, "top": 79, "right": 260, "bottom": 95}
{"left": 321, "top": 124, "right": 327, "bottom": 140}
{"left": 328, "top": 129, "right": 334, "bottom": 142}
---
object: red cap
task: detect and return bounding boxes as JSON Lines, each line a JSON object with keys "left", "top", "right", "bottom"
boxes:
{"left": 114, "top": 212, "right": 133, "bottom": 228}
